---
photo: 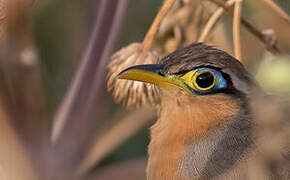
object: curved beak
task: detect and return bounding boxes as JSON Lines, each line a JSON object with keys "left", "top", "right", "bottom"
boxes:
{"left": 118, "top": 64, "right": 190, "bottom": 93}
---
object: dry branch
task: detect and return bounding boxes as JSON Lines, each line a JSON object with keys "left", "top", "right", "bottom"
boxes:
{"left": 51, "top": 1, "right": 128, "bottom": 143}
{"left": 233, "top": 0, "right": 242, "bottom": 60}
{"left": 198, "top": 0, "right": 235, "bottom": 42}
{"left": 50, "top": 1, "right": 129, "bottom": 178}
{"left": 142, "top": 0, "right": 176, "bottom": 51}
{"left": 262, "top": 0, "right": 290, "bottom": 25}
{"left": 209, "top": 0, "right": 280, "bottom": 54}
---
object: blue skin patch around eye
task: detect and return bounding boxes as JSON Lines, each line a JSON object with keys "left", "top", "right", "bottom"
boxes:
{"left": 194, "top": 67, "right": 227, "bottom": 92}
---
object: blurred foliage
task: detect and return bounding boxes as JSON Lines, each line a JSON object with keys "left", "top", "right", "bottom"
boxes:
{"left": 256, "top": 55, "right": 290, "bottom": 93}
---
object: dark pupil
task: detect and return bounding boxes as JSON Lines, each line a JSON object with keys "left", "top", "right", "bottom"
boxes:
{"left": 196, "top": 72, "right": 214, "bottom": 88}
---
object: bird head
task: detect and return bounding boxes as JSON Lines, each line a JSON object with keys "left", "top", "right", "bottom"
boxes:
{"left": 118, "top": 42, "right": 258, "bottom": 147}
{"left": 118, "top": 43, "right": 256, "bottom": 99}
{"left": 117, "top": 43, "right": 258, "bottom": 179}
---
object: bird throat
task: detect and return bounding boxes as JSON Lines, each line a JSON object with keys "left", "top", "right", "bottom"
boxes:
{"left": 146, "top": 90, "right": 251, "bottom": 179}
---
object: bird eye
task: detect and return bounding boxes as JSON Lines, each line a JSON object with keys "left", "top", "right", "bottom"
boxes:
{"left": 180, "top": 68, "right": 225, "bottom": 93}
{"left": 193, "top": 71, "right": 216, "bottom": 90}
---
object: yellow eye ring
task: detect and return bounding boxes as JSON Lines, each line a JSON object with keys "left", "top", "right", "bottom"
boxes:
{"left": 192, "top": 70, "right": 216, "bottom": 91}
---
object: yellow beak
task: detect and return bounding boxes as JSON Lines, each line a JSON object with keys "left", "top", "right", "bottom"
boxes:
{"left": 118, "top": 64, "right": 190, "bottom": 93}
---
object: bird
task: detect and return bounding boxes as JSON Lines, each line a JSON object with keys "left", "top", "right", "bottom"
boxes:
{"left": 117, "top": 43, "right": 290, "bottom": 180}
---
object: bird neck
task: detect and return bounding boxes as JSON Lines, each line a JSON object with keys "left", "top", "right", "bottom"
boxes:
{"left": 147, "top": 90, "right": 253, "bottom": 180}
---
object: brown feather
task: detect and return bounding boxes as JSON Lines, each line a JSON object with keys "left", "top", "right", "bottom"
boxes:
{"left": 147, "top": 89, "right": 238, "bottom": 179}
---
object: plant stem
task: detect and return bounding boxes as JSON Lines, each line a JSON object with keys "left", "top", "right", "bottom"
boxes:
{"left": 209, "top": 0, "right": 280, "bottom": 54}
{"left": 50, "top": 0, "right": 128, "bottom": 177}
{"left": 262, "top": 0, "right": 290, "bottom": 25}
{"left": 142, "top": 0, "right": 176, "bottom": 51}
{"left": 233, "top": 0, "right": 242, "bottom": 60}
{"left": 198, "top": 0, "right": 235, "bottom": 42}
